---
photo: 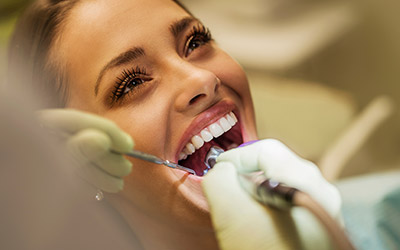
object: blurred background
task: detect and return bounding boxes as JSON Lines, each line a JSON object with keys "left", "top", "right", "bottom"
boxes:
{"left": 1, "top": 1, "right": 399, "bottom": 249}
{"left": 1, "top": 0, "right": 399, "bottom": 180}
{"left": 180, "top": 0, "right": 400, "bottom": 180}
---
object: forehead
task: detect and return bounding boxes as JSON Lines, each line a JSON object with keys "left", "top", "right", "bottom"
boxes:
{"left": 57, "top": 0, "right": 190, "bottom": 103}
{"left": 59, "top": 0, "right": 189, "bottom": 65}
{"left": 64, "top": 0, "right": 188, "bottom": 41}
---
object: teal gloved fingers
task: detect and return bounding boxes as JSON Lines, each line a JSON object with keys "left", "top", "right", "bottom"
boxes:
{"left": 37, "top": 109, "right": 134, "bottom": 153}
{"left": 67, "top": 128, "right": 132, "bottom": 178}
{"left": 203, "top": 161, "right": 302, "bottom": 250}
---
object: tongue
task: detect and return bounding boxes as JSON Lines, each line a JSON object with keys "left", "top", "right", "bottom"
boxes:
{"left": 179, "top": 142, "right": 217, "bottom": 176}
{"left": 178, "top": 123, "right": 243, "bottom": 176}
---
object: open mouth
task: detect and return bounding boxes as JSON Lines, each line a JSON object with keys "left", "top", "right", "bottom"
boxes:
{"left": 178, "top": 112, "right": 243, "bottom": 176}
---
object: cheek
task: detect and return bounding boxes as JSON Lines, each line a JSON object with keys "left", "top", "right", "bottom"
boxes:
{"left": 212, "top": 51, "right": 252, "bottom": 102}
{"left": 102, "top": 106, "right": 168, "bottom": 153}
{"left": 98, "top": 87, "right": 181, "bottom": 160}
{"left": 210, "top": 51, "right": 257, "bottom": 138}
{"left": 100, "top": 107, "right": 178, "bottom": 216}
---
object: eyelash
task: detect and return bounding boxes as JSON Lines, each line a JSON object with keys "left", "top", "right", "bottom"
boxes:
{"left": 110, "top": 24, "right": 212, "bottom": 104}
{"left": 184, "top": 24, "right": 213, "bottom": 57}
{"left": 111, "top": 66, "right": 149, "bottom": 103}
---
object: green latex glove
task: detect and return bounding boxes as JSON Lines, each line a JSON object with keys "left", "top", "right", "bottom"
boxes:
{"left": 37, "top": 109, "right": 134, "bottom": 193}
{"left": 203, "top": 139, "right": 340, "bottom": 250}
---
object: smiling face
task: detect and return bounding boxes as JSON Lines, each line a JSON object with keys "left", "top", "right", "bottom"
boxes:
{"left": 54, "top": 0, "right": 257, "bottom": 233}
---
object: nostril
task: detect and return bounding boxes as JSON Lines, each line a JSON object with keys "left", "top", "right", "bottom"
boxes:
{"left": 189, "top": 93, "right": 206, "bottom": 105}
{"left": 214, "top": 82, "right": 219, "bottom": 93}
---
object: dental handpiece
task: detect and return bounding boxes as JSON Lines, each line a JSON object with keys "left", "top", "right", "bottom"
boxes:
{"left": 205, "top": 145, "right": 355, "bottom": 250}
{"left": 205, "top": 146, "right": 297, "bottom": 208}
{"left": 115, "top": 149, "right": 196, "bottom": 176}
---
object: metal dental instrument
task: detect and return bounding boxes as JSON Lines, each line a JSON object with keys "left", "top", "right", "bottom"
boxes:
{"left": 205, "top": 146, "right": 296, "bottom": 207}
{"left": 114, "top": 149, "right": 196, "bottom": 176}
{"left": 204, "top": 145, "right": 355, "bottom": 250}
{"left": 204, "top": 146, "right": 225, "bottom": 176}
{"left": 43, "top": 124, "right": 196, "bottom": 175}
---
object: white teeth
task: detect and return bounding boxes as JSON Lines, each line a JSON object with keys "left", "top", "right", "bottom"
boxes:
{"left": 191, "top": 135, "right": 204, "bottom": 149}
{"left": 179, "top": 152, "right": 186, "bottom": 160}
{"left": 219, "top": 117, "right": 232, "bottom": 132}
{"left": 200, "top": 130, "right": 213, "bottom": 142}
{"left": 185, "top": 143, "right": 196, "bottom": 154}
{"left": 230, "top": 112, "right": 238, "bottom": 123}
{"left": 184, "top": 148, "right": 191, "bottom": 155}
{"left": 179, "top": 112, "right": 238, "bottom": 161}
{"left": 208, "top": 123, "right": 224, "bottom": 138}
{"left": 226, "top": 113, "right": 236, "bottom": 126}
{"left": 227, "top": 143, "right": 239, "bottom": 150}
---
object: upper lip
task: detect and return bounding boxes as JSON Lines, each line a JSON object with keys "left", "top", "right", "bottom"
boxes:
{"left": 175, "top": 99, "right": 237, "bottom": 161}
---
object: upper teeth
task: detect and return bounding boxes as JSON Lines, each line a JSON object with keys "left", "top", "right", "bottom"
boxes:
{"left": 179, "top": 112, "right": 238, "bottom": 160}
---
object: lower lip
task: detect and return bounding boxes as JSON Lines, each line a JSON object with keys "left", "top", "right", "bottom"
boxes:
{"left": 174, "top": 109, "right": 245, "bottom": 181}
{"left": 188, "top": 173, "right": 203, "bottom": 182}
{"left": 176, "top": 101, "right": 237, "bottom": 159}
{"left": 171, "top": 168, "right": 204, "bottom": 182}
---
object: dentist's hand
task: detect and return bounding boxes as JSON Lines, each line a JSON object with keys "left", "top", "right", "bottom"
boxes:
{"left": 218, "top": 139, "right": 341, "bottom": 218}
{"left": 37, "top": 109, "right": 134, "bottom": 193}
{"left": 202, "top": 139, "right": 341, "bottom": 250}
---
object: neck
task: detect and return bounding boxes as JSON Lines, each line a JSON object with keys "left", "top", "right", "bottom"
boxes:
{"left": 108, "top": 196, "right": 219, "bottom": 250}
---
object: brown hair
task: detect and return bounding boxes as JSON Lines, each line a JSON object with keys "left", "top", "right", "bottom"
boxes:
{"left": 8, "top": 0, "right": 79, "bottom": 108}
{"left": 8, "top": 0, "right": 190, "bottom": 108}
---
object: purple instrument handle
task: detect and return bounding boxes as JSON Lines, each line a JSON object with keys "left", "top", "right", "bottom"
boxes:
{"left": 238, "top": 140, "right": 259, "bottom": 148}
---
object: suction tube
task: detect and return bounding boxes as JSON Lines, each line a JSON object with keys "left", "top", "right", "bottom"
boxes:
{"left": 205, "top": 145, "right": 355, "bottom": 250}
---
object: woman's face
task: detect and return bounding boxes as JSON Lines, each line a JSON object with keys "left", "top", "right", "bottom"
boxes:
{"left": 56, "top": 0, "right": 257, "bottom": 230}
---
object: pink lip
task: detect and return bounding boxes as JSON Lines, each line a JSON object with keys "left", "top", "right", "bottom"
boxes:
{"left": 175, "top": 99, "right": 237, "bottom": 161}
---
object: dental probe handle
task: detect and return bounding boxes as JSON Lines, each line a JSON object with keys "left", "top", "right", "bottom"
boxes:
{"left": 238, "top": 172, "right": 355, "bottom": 250}
{"left": 205, "top": 146, "right": 355, "bottom": 250}
{"left": 117, "top": 149, "right": 164, "bottom": 164}
{"left": 113, "top": 149, "right": 196, "bottom": 175}
{"left": 238, "top": 171, "right": 297, "bottom": 209}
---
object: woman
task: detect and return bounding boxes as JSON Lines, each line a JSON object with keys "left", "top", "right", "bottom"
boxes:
{"left": 9, "top": 0, "right": 258, "bottom": 249}
{"left": 8, "top": 0, "right": 342, "bottom": 249}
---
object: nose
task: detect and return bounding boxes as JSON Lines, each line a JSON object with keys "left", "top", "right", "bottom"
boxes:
{"left": 173, "top": 65, "right": 220, "bottom": 113}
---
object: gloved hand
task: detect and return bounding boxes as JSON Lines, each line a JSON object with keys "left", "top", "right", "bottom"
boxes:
{"left": 37, "top": 109, "right": 134, "bottom": 193}
{"left": 202, "top": 139, "right": 341, "bottom": 250}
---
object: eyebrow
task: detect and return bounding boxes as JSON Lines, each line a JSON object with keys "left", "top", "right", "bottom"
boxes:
{"left": 94, "top": 16, "right": 198, "bottom": 96}
{"left": 169, "top": 16, "right": 197, "bottom": 37}
{"left": 94, "top": 47, "right": 145, "bottom": 96}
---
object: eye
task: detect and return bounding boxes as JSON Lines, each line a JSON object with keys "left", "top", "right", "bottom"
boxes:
{"left": 122, "top": 77, "right": 145, "bottom": 94}
{"left": 111, "top": 67, "right": 150, "bottom": 103}
{"left": 186, "top": 37, "right": 207, "bottom": 55}
{"left": 184, "top": 24, "right": 212, "bottom": 57}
